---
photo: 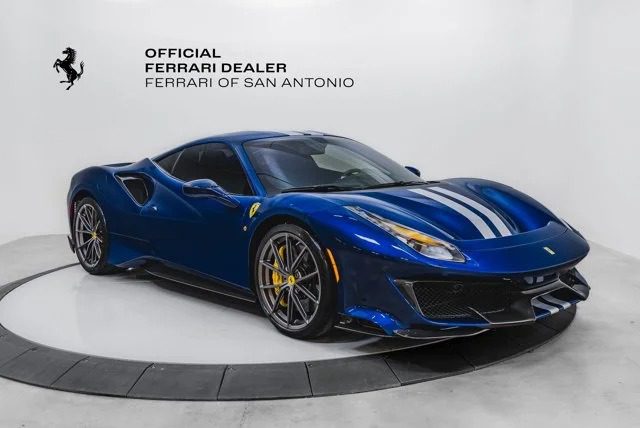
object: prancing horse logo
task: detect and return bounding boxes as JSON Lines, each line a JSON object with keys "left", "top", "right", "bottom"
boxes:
{"left": 53, "top": 47, "right": 84, "bottom": 90}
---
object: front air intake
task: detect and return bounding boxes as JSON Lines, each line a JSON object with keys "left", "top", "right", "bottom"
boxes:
{"left": 408, "top": 280, "right": 517, "bottom": 320}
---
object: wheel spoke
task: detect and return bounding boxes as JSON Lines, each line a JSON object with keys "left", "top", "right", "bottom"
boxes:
{"left": 269, "top": 239, "right": 287, "bottom": 273}
{"left": 290, "top": 246, "right": 307, "bottom": 272}
{"left": 77, "top": 238, "right": 93, "bottom": 250}
{"left": 295, "top": 283, "right": 319, "bottom": 305}
{"left": 91, "top": 240, "right": 99, "bottom": 263}
{"left": 78, "top": 214, "right": 92, "bottom": 232}
{"left": 270, "top": 286, "right": 287, "bottom": 315}
{"left": 259, "top": 284, "right": 278, "bottom": 290}
{"left": 88, "top": 206, "right": 96, "bottom": 226}
{"left": 82, "top": 207, "right": 93, "bottom": 225}
{"left": 76, "top": 229, "right": 92, "bottom": 234}
{"left": 259, "top": 260, "right": 288, "bottom": 277}
{"left": 85, "top": 218, "right": 94, "bottom": 234}
{"left": 93, "top": 240, "right": 102, "bottom": 259}
{"left": 286, "top": 289, "right": 293, "bottom": 327}
{"left": 285, "top": 235, "right": 293, "bottom": 272}
{"left": 297, "top": 270, "right": 318, "bottom": 283}
{"left": 86, "top": 241, "right": 94, "bottom": 263}
{"left": 79, "top": 243, "right": 87, "bottom": 260}
{"left": 291, "top": 292, "right": 308, "bottom": 323}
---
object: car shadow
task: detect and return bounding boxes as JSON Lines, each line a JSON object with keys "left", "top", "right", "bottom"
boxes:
{"left": 126, "top": 269, "right": 379, "bottom": 345}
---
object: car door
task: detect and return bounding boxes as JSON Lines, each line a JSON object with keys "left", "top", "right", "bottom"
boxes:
{"left": 141, "top": 142, "right": 259, "bottom": 288}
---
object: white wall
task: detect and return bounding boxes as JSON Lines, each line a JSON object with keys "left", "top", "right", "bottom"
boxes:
{"left": 1, "top": 0, "right": 639, "bottom": 257}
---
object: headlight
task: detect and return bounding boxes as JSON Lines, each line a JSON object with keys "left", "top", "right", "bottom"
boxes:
{"left": 346, "top": 206, "right": 465, "bottom": 262}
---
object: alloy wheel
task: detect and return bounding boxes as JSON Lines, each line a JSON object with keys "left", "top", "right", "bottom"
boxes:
{"left": 256, "top": 231, "right": 321, "bottom": 331}
{"left": 74, "top": 203, "right": 104, "bottom": 268}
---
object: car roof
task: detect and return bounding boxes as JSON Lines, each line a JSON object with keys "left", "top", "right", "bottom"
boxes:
{"left": 182, "top": 130, "right": 335, "bottom": 148}
{"left": 152, "top": 131, "right": 341, "bottom": 161}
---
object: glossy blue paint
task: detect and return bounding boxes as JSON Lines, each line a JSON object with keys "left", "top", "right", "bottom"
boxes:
{"left": 344, "top": 306, "right": 409, "bottom": 335}
{"left": 67, "top": 131, "right": 590, "bottom": 336}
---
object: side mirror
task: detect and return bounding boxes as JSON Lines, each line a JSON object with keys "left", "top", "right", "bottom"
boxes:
{"left": 405, "top": 166, "right": 421, "bottom": 177}
{"left": 182, "top": 179, "right": 239, "bottom": 208}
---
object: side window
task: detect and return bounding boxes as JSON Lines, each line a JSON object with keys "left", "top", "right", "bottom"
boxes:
{"left": 170, "top": 143, "right": 252, "bottom": 195}
{"left": 156, "top": 150, "right": 182, "bottom": 175}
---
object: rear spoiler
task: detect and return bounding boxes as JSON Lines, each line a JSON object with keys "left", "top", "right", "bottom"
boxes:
{"left": 103, "top": 162, "right": 133, "bottom": 167}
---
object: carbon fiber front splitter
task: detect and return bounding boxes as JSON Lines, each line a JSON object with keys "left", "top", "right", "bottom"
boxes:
{"left": 339, "top": 269, "right": 590, "bottom": 340}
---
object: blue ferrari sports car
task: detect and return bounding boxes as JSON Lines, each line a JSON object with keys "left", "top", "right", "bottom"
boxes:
{"left": 67, "top": 131, "right": 590, "bottom": 339}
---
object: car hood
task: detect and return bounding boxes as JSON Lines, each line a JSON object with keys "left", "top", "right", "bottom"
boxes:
{"left": 317, "top": 178, "right": 561, "bottom": 243}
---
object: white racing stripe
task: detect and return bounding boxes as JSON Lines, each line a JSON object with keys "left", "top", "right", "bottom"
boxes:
{"left": 532, "top": 299, "right": 560, "bottom": 315}
{"left": 541, "top": 294, "right": 571, "bottom": 309}
{"left": 430, "top": 186, "right": 512, "bottom": 237}
{"left": 409, "top": 188, "right": 497, "bottom": 239}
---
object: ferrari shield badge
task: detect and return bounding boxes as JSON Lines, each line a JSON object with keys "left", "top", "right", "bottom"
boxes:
{"left": 249, "top": 202, "right": 261, "bottom": 218}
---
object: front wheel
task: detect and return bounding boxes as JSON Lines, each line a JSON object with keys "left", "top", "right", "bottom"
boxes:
{"left": 254, "top": 224, "right": 336, "bottom": 339}
{"left": 73, "top": 197, "right": 118, "bottom": 275}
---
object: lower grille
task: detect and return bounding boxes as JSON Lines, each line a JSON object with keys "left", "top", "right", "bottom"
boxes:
{"left": 404, "top": 280, "right": 518, "bottom": 320}
{"left": 395, "top": 268, "right": 587, "bottom": 324}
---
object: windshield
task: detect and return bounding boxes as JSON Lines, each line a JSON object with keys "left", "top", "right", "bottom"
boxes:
{"left": 243, "top": 136, "right": 422, "bottom": 195}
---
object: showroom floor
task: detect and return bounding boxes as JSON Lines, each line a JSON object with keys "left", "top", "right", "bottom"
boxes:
{"left": 0, "top": 265, "right": 427, "bottom": 364}
{"left": 0, "top": 235, "right": 638, "bottom": 427}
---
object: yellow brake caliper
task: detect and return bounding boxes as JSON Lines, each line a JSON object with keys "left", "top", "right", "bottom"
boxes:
{"left": 272, "top": 246, "right": 288, "bottom": 307}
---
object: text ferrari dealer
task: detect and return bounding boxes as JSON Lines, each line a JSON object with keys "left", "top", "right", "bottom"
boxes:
{"left": 144, "top": 47, "right": 354, "bottom": 89}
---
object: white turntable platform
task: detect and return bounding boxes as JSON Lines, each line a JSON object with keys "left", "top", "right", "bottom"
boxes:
{"left": 0, "top": 265, "right": 424, "bottom": 364}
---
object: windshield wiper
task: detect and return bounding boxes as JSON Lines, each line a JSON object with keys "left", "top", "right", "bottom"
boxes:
{"left": 361, "top": 180, "right": 433, "bottom": 190}
{"left": 281, "top": 184, "right": 362, "bottom": 193}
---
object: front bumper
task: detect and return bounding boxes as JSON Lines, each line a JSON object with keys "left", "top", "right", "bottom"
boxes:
{"left": 312, "top": 212, "right": 591, "bottom": 339}
{"left": 336, "top": 267, "right": 590, "bottom": 339}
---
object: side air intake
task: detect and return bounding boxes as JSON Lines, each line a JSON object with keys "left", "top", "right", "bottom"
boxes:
{"left": 115, "top": 173, "right": 152, "bottom": 205}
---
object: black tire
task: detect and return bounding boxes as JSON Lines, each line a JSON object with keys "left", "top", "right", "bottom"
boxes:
{"left": 254, "top": 224, "right": 337, "bottom": 339}
{"left": 73, "top": 197, "right": 119, "bottom": 275}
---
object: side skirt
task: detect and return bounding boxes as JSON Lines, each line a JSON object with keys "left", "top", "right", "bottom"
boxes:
{"left": 144, "top": 262, "right": 256, "bottom": 303}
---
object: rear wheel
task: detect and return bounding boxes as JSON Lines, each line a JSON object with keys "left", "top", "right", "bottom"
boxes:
{"left": 73, "top": 197, "right": 118, "bottom": 275}
{"left": 254, "top": 224, "right": 336, "bottom": 339}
